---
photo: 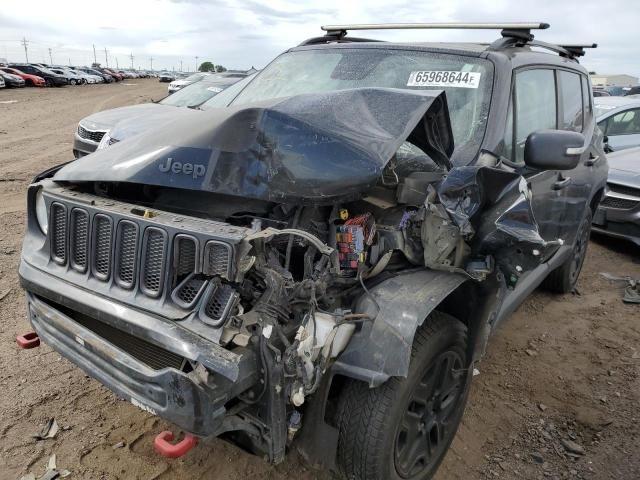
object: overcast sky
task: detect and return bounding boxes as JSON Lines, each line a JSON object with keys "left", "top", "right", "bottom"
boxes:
{"left": 0, "top": 0, "right": 638, "bottom": 77}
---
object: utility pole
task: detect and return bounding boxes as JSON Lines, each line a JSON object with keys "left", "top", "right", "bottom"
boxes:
{"left": 21, "top": 37, "right": 29, "bottom": 62}
{"left": 92, "top": 44, "right": 97, "bottom": 64}
{"left": 114, "top": 57, "right": 118, "bottom": 69}
{"left": 130, "top": 53, "right": 134, "bottom": 69}
{"left": 104, "top": 48, "right": 108, "bottom": 67}
{"left": 195, "top": 56, "right": 199, "bottom": 72}
{"left": 149, "top": 56, "right": 153, "bottom": 71}
{"left": 180, "top": 60, "right": 183, "bottom": 72}
{"left": 48, "top": 48, "right": 53, "bottom": 65}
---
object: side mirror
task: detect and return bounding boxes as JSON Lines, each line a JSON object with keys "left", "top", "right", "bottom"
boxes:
{"left": 524, "top": 130, "right": 585, "bottom": 170}
{"left": 603, "top": 135, "right": 613, "bottom": 153}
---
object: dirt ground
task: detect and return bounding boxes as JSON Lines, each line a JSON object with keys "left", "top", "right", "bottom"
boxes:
{"left": 0, "top": 82, "right": 638, "bottom": 480}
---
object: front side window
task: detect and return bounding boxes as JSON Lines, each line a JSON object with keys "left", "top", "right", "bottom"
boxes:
{"left": 559, "top": 70, "right": 584, "bottom": 132}
{"left": 229, "top": 48, "right": 494, "bottom": 164}
{"left": 512, "top": 69, "right": 557, "bottom": 163}
{"left": 605, "top": 108, "right": 640, "bottom": 135}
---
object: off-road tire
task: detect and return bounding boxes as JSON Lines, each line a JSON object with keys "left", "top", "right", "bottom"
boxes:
{"left": 542, "top": 209, "right": 592, "bottom": 294}
{"left": 336, "top": 311, "right": 469, "bottom": 480}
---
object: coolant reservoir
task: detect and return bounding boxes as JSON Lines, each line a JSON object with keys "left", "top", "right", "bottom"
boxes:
{"left": 297, "top": 312, "right": 356, "bottom": 364}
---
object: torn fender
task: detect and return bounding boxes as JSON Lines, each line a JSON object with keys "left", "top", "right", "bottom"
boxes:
{"left": 437, "top": 165, "right": 557, "bottom": 280}
{"left": 333, "top": 270, "right": 467, "bottom": 386}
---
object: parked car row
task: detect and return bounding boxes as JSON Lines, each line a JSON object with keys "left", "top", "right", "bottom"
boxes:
{"left": 73, "top": 72, "right": 253, "bottom": 157}
{"left": 0, "top": 62, "right": 157, "bottom": 88}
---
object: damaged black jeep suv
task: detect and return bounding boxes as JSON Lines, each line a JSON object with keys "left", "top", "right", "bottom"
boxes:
{"left": 19, "top": 23, "right": 607, "bottom": 480}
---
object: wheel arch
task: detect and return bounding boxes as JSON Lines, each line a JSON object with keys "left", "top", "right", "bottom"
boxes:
{"left": 296, "top": 274, "right": 501, "bottom": 470}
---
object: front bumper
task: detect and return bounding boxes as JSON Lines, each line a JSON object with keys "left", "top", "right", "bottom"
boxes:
{"left": 52, "top": 77, "right": 68, "bottom": 86}
{"left": 593, "top": 199, "right": 640, "bottom": 246}
{"left": 20, "top": 259, "right": 258, "bottom": 437}
{"left": 73, "top": 132, "right": 99, "bottom": 157}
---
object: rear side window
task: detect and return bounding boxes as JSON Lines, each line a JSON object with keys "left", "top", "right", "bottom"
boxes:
{"left": 506, "top": 69, "right": 557, "bottom": 163}
{"left": 558, "top": 71, "right": 584, "bottom": 132}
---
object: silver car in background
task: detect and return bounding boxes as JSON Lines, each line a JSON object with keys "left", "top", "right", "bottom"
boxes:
{"left": 595, "top": 97, "right": 640, "bottom": 152}
{"left": 592, "top": 147, "right": 640, "bottom": 245}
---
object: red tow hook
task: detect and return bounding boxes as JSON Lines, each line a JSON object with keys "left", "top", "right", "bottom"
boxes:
{"left": 16, "top": 332, "right": 40, "bottom": 349}
{"left": 154, "top": 431, "right": 198, "bottom": 458}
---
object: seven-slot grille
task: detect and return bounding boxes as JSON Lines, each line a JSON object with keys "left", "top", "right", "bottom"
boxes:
{"left": 47, "top": 201, "right": 236, "bottom": 311}
{"left": 77, "top": 125, "right": 107, "bottom": 143}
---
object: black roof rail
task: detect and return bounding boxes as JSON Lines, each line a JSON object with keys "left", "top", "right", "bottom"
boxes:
{"left": 488, "top": 35, "right": 597, "bottom": 60}
{"left": 298, "top": 34, "right": 383, "bottom": 46}
{"left": 557, "top": 43, "right": 598, "bottom": 57}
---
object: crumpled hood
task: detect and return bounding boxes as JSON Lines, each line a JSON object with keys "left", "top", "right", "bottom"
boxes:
{"left": 56, "top": 87, "right": 453, "bottom": 204}
{"left": 79, "top": 104, "right": 178, "bottom": 131}
{"left": 607, "top": 147, "right": 640, "bottom": 187}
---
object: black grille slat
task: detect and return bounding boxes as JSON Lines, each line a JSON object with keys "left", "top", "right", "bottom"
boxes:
{"left": 93, "top": 214, "right": 113, "bottom": 281}
{"left": 203, "top": 241, "right": 231, "bottom": 279}
{"left": 200, "top": 282, "right": 237, "bottom": 326}
{"left": 70, "top": 209, "right": 89, "bottom": 272}
{"left": 172, "top": 274, "right": 207, "bottom": 309}
{"left": 601, "top": 196, "right": 640, "bottom": 210}
{"left": 50, "top": 203, "right": 67, "bottom": 265}
{"left": 115, "top": 221, "right": 138, "bottom": 289}
{"left": 177, "top": 237, "right": 197, "bottom": 278}
{"left": 141, "top": 228, "right": 167, "bottom": 297}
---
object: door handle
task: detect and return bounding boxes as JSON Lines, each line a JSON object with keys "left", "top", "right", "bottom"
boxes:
{"left": 553, "top": 176, "right": 571, "bottom": 190}
{"left": 584, "top": 153, "right": 600, "bottom": 167}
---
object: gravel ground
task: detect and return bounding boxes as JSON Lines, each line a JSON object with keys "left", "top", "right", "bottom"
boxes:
{"left": 0, "top": 81, "right": 638, "bottom": 480}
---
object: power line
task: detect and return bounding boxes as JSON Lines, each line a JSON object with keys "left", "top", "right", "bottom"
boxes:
{"left": 21, "top": 37, "right": 29, "bottom": 62}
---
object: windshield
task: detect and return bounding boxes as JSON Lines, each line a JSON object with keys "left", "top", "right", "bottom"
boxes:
{"left": 160, "top": 80, "right": 231, "bottom": 108}
{"left": 182, "top": 73, "right": 208, "bottom": 82}
{"left": 594, "top": 105, "right": 619, "bottom": 118}
{"left": 200, "top": 74, "right": 256, "bottom": 110}
{"left": 231, "top": 48, "right": 493, "bottom": 163}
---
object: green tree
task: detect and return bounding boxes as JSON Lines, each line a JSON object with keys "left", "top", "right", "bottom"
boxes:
{"left": 198, "top": 61, "right": 215, "bottom": 72}
{"left": 214, "top": 65, "right": 227, "bottom": 72}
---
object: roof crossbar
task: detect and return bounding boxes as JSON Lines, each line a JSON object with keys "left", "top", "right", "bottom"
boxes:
{"left": 318, "top": 22, "right": 549, "bottom": 45}
{"left": 320, "top": 23, "right": 550, "bottom": 33}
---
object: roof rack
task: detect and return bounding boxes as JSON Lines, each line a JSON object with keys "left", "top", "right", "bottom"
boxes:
{"left": 302, "top": 23, "right": 595, "bottom": 61}
{"left": 301, "top": 22, "right": 548, "bottom": 47}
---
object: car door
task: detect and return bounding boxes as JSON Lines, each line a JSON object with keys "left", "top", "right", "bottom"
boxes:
{"left": 503, "top": 67, "right": 569, "bottom": 253}
{"left": 554, "top": 70, "right": 601, "bottom": 243}
{"left": 602, "top": 108, "right": 640, "bottom": 151}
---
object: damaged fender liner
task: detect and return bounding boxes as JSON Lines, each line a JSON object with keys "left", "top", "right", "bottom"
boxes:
{"left": 20, "top": 261, "right": 258, "bottom": 437}
{"left": 335, "top": 269, "right": 467, "bottom": 386}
